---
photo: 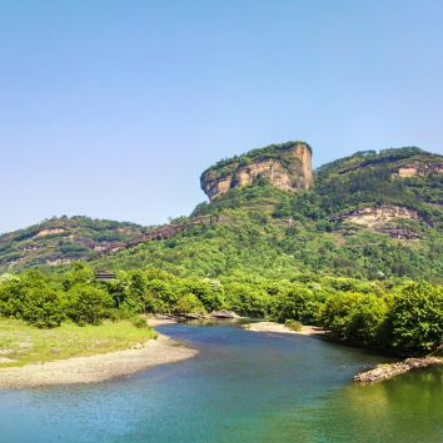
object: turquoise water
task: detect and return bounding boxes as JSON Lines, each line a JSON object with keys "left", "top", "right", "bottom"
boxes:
{"left": 1, "top": 322, "right": 443, "bottom": 443}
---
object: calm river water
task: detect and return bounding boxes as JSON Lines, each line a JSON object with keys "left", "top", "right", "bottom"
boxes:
{"left": 1, "top": 322, "right": 443, "bottom": 443}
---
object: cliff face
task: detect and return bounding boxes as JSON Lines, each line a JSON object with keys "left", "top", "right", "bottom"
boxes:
{"left": 342, "top": 205, "right": 420, "bottom": 228}
{"left": 332, "top": 205, "right": 425, "bottom": 240}
{"left": 394, "top": 162, "right": 443, "bottom": 178}
{"left": 201, "top": 142, "right": 313, "bottom": 200}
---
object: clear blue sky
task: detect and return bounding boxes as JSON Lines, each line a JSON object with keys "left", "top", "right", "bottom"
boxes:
{"left": 1, "top": 0, "right": 443, "bottom": 234}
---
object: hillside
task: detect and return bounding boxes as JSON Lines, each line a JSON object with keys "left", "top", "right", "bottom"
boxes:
{"left": 0, "top": 216, "right": 146, "bottom": 272}
{"left": 3, "top": 142, "right": 443, "bottom": 356}
{"left": 3, "top": 143, "right": 443, "bottom": 282}
{"left": 91, "top": 144, "right": 443, "bottom": 282}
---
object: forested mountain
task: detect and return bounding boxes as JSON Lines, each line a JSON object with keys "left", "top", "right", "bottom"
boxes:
{"left": 93, "top": 144, "right": 443, "bottom": 283}
{"left": 0, "top": 216, "right": 146, "bottom": 272}
{"left": 3, "top": 142, "right": 443, "bottom": 355}
{"left": 3, "top": 143, "right": 443, "bottom": 283}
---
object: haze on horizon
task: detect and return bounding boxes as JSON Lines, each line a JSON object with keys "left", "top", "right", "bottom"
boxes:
{"left": 1, "top": 0, "right": 443, "bottom": 234}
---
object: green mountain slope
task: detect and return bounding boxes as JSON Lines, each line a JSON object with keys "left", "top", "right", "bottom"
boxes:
{"left": 3, "top": 143, "right": 443, "bottom": 355}
{"left": 3, "top": 143, "right": 443, "bottom": 283}
{"left": 0, "top": 216, "right": 146, "bottom": 272}
{"left": 93, "top": 145, "right": 443, "bottom": 282}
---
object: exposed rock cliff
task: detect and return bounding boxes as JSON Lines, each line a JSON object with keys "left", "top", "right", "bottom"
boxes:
{"left": 394, "top": 162, "right": 443, "bottom": 178}
{"left": 200, "top": 142, "right": 313, "bottom": 200}
{"left": 341, "top": 205, "right": 420, "bottom": 228}
{"left": 332, "top": 205, "right": 425, "bottom": 239}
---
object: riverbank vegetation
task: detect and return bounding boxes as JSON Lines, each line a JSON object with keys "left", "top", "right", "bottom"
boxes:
{"left": 2, "top": 263, "right": 443, "bottom": 357}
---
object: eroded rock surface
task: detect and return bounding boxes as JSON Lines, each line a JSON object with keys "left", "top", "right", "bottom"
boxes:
{"left": 342, "top": 205, "right": 420, "bottom": 228}
{"left": 201, "top": 142, "right": 313, "bottom": 200}
{"left": 332, "top": 205, "right": 425, "bottom": 240}
{"left": 394, "top": 162, "right": 443, "bottom": 178}
{"left": 354, "top": 357, "right": 443, "bottom": 383}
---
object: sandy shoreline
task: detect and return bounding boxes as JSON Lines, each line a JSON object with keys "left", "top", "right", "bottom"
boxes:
{"left": 0, "top": 327, "right": 197, "bottom": 389}
{"left": 146, "top": 317, "right": 179, "bottom": 327}
{"left": 243, "top": 322, "right": 326, "bottom": 336}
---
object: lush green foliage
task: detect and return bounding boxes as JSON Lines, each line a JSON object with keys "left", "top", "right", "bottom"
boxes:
{"left": 2, "top": 262, "right": 443, "bottom": 355}
{"left": 389, "top": 282, "right": 443, "bottom": 353}
{"left": 175, "top": 294, "right": 206, "bottom": 315}
{"left": 321, "top": 292, "right": 388, "bottom": 347}
{"left": 273, "top": 287, "right": 323, "bottom": 325}
{"left": 292, "top": 281, "right": 443, "bottom": 354}
{"left": 284, "top": 319, "right": 303, "bottom": 332}
{"left": 0, "top": 271, "right": 65, "bottom": 328}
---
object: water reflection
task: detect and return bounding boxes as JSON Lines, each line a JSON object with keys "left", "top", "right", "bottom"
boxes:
{"left": 276, "top": 367, "right": 443, "bottom": 443}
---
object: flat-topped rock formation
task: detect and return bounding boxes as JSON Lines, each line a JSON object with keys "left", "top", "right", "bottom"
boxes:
{"left": 201, "top": 141, "right": 313, "bottom": 200}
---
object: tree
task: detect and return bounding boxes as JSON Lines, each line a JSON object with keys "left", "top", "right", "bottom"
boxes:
{"left": 321, "top": 292, "right": 388, "bottom": 347}
{"left": 63, "top": 262, "right": 95, "bottom": 291}
{"left": 174, "top": 293, "right": 206, "bottom": 315}
{"left": 389, "top": 282, "right": 443, "bottom": 353}
{"left": 223, "top": 282, "right": 272, "bottom": 317}
{"left": 0, "top": 278, "right": 26, "bottom": 318}
{"left": 65, "top": 285, "right": 112, "bottom": 325}
{"left": 274, "top": 287, "right": 323, "bottom": 325}
{"left": 22, "top": 286, "right": 64, "bottom": 328}
{"left": 180, "top": 278, "right": 225, "bottom": 312}
{"left": 146, "top": 279, "right": 178, "bottom": 314}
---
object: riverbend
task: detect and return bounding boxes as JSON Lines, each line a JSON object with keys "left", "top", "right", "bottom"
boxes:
{"left": 1, "top": 321, "right": 443, "bottom": 443}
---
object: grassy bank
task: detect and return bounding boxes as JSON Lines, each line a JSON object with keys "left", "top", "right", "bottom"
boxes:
{"left": 0, "top": 319, "right": 157, "bottom": 368}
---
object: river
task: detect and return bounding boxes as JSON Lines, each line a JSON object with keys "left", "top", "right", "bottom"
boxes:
{"left": 1, "top": 321, "right": 443, "bottom": 443}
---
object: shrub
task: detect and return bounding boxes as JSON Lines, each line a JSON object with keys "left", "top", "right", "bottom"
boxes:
{"left": 285, "top": 319, "right": 303, "bottom": 332}
{"left": 131, "top": 316, "right": 148, "bottom": 329}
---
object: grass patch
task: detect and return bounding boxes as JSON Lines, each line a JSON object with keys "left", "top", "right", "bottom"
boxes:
{"left": 0, "top": 319, "right": 157, "bottom": 368}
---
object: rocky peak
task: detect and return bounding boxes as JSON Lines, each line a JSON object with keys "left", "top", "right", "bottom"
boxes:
{"left": 200, "top": 141, "right": 313, "bottom": 200}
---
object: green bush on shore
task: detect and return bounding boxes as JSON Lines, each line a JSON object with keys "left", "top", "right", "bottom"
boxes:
{"left": 285, "top": 320, "right": 303, "bottom": 332}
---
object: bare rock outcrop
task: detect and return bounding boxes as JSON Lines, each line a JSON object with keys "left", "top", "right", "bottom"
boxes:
{"left": 201, "top": 142, "right": 313, "bottom": 200}
{"left": 394, "top": 162, "right": 443, "bottom": 178}
{"left": 332, "top": 205, "right": 425, "bottom": 240}
{"left": 342, "top": 205, "right": 420, "bottom": 228}
{"left": 210, "top": 310, "right": 241, "bottom": 319}
{"left": 354, "top": 357, "right": 443, "bottom": 384}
